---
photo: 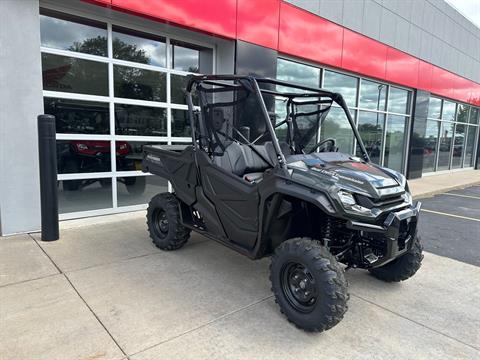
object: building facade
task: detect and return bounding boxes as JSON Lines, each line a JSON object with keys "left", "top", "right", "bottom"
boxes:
{"left": 0, "top": 0, "right": 479, "bottom": 235}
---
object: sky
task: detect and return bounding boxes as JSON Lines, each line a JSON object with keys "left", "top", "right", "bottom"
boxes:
{"left": 445, "top": 0, "right": 480, "bottom": 29}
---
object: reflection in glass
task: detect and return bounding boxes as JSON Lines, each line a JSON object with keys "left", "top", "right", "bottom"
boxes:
{"left": 113, "top": 65, "right": 166, "bottom": 102}
{"left": 422, "top": 120, "right": 440, "bottom": 173}
{"left": 451, "top": 123, "right": 465, "bottom": 169}
{"left": 40, "top": 12, "right": 107, "bottom": 56}
{"left": 42, "top": 53, "right": 108, "bottom": 96}
{"left": 277, "top": 58, "right": 320, "bottom": 88}
{"left": 117, "top": 176, "right": 168, "bottom": 207}
{"left": 357, "top": 111, "right": 385, "bottom": 164}
{"left": 384, "top": 115, "right": 407, "bottom": 172}
{"left": 171, "top": 74, "right": 199, "bottom": 105}
{"left": 388, "top": 87, "right": 410, "bottom": 114}
{"left": 170, "top": 40, "right": 206, "bottom": 72}
{"left": 44, "top": 98, "right": 109, "bottom": 134}
{"left": 359, "top": 80, "right": 386, "bottom": 111}
{"left": 59, "top": 178, "right": 112, "bottom": 213}
{"left": 428, "top": 97, "right": 442, "bottom": 119}
{"left": 323, "top": 71, "right": 357, "bottom": 108}
{"left": 437, "top": 121, "right": 454, "bottom": 170}
{"left": 172, "top": 109, "right": 191, "bottom": 137}
{"left": 113, "top": 27, "right": 166, "bottom": 67}
{"left": 116, "top": 141, "right": 166, "bottom": 172}
{"left": 456, "top": 104, "right": 470, "bottom": 123}
{"left": 464, "top": 126, "right": 478, "bottom": 167}
{"left": 57, "top": 140, "right": 112, "bottom": 174}
{"left": 115, "top": 104, "right": 167, "bottom": 136}
{"left": 320, "top": 107, "right": 355, "bottom": 154}
{"left": 469, "top": 108, "right": 479, "bottom": 124}
{"left": 442, "top": 101, "right": 456, "bottom": 121}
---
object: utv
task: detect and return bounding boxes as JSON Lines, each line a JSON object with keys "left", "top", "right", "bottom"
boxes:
{"left": 142, "top": 75, "right": 423, "bottom": 332}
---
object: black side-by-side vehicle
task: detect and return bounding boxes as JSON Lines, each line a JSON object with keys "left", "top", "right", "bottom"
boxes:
{"left": 142, "top": 75, "right": 423, "bottom": 332}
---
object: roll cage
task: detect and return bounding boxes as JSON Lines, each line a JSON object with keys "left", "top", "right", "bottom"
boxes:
{"left": 185, "top": 75, "right": 370, "bottom": 168}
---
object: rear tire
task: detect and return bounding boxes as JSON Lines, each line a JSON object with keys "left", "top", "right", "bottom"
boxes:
{"left": 147, "top": 193, "right": 190, "bottom": 250}
{"left": 270, "top": 238, "right": 349, "bottom": 332}
{"left": 369, "top": 235, "right": 423, "bottom": 282}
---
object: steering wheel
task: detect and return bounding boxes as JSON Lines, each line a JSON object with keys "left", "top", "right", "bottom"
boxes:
{"left": 308, "top": 138, "right": 336, "bottom": 154}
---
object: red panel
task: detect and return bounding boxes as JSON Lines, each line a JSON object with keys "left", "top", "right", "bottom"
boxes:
{"left": 417, "top": 60, "right": 433, "bottom": 92}
{"left": 385, "top": 47, "right": 418, "bottom": 88}
{"left": 237, "top": 0, "right": 280, "bottom": 50}
{"left": 341, "top": 29, "right": 387, "bottom": 80}
{"left": 431, "top": 67, "right": 455, "bottom": 99}
{"left": 278, "top": 2, "right": 343, "bottom": 67}
{"left": 111, "top": 0, "right": 237, "bottom": 39}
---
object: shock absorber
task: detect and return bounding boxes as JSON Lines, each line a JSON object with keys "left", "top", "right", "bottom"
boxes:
{"left": 322, "top": 217, "right": 334, "bottom": 248}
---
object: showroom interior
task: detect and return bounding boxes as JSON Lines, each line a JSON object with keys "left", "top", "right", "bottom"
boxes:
{"left": 0, "top": 0, "right": 479, "bottom": 235}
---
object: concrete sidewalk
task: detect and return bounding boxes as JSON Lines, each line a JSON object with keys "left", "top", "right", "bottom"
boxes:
{"left": 1, "top": 213, "right": 479, "bottom": 360}
{"left": 410, "top": 169, "right": 480, "bottom": 199}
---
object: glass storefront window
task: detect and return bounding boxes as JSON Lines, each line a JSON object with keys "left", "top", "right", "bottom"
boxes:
{"left": 359, "top": 80, "right": 386, "bottom": 111}
{"left": 117, "top": 176, "right": 168, "bottom": 207}
{"left": 464, "top": 126, "right": 477, "bottom": 167}
{"left": 41, "top": 10, "right": 214, "bottom": 216}
{"left": 451, "top": 123, "right": 466, "bottom": 169}
{"left": 44, "top": 98, "right": 110, "bottom": 134}
{"left": 384, "top": 115, "right": 407, "bottom": 173}
{"left": 113, "top": 65, "right": 166, "bottom": 102}
{"left": 277, "top": 58, "right": 321, "bottom": 88}
{"left": 469, "top": 108, "right": 479, "bottom": 124}
{"left": 59, "top": 178, "right": 113, "bottom": 213}
{"left": 114, "top": 104, "right": 167, "bottom": 136}
{"left": 357, "top": 111, "right": 385, "bottom": 164}
{"left": 57, "top": 140, "right": 112, "bottom": 174}
{"left": 42, "top": 53, "right": 108, "bottom": 96}
{"left": 171, "top": 109, "right": 191, "bottom": 137}
{"left": 113, "top": 27, "right": 166, "bottom": 67}
{"left": 456, "top": 104, "right": 470, "bottom": 123}
{"left": 170, "top": 40, "right": 211, "bottom": 73}
{"left": 442, "top": 101, "right": 456, "bottom": 121}
{"left": 428, "top": 97, "right": 442, "bottom": 119}
{"left": 320, "top": 107, "right": 355, "bottom": 154}
{"left": 40, "top": 11, "right": 107, "bottom": 56}
{"left": 422, "top": 120, "right": 440, "bottom": 173}
{"left": 437, "top": 121, "right": 454, "bottom": 170}
{"left": 323, "top": 70, "right": 358, "bottom": 108}
{"left": 388, "top": 87, "right": 410, "bottom": 114}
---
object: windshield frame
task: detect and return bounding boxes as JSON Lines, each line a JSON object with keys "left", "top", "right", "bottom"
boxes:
{"left": 186, "top": 75, "right": 370, "bottom": 168}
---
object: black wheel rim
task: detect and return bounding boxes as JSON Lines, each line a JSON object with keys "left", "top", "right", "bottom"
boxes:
{"left": 152, "top": 208, "right": 169, "bottom": 238}
{"left": 281, "top": 261, "right": 317, "bottom": 313}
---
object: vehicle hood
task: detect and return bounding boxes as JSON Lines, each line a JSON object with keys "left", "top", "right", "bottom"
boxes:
{"left": 285, "top": 152, "right": 406, "bottom": 199}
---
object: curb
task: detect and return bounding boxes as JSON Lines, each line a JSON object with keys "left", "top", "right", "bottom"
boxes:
{"left": 412, "top": 181, "right": 480, "bottom": 200}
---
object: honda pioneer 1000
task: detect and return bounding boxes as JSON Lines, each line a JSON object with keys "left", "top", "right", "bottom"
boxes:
{"left": 142, "top": 75, "right": 422, "bottom": 332}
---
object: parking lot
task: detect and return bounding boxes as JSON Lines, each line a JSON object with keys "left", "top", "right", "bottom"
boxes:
{"left": 1, "top": 186, "right": 480, "bottom": 359}
{"left": 418, "top": 185, "right": 480, "bottom": 266}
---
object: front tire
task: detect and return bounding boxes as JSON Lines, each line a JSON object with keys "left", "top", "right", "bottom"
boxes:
{"left": 147, "top": 193, "right": 190, "bottom": 250}
{"left": 270, "top": 238, "right": 349, "bottom": 332}
{"left": 369, "top": 236, "right": 423, "bottom": 282}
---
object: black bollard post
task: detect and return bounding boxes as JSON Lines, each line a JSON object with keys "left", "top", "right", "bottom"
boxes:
{"left": 38, "top": 114, "right": 59, "bottom": 241}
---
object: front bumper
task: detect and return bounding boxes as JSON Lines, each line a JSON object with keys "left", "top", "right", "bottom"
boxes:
{"left": 346, "top": 201, "right": 421, "bottom": 267}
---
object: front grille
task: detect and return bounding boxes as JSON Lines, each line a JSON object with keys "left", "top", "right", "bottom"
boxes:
{"left": 355, "top": 192, "right": 405, "bottom": 210}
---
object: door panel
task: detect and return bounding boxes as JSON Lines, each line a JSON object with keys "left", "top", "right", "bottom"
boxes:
{"left": 197, "top": 152, "right": 259, "bottom": 249}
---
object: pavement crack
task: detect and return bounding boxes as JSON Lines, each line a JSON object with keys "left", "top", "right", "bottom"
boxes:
{"left": 128, "top": 295, "right": 274, "bottom": 358}
{"left": 350, "top": 293, "right": 480, "bottom": 352}
{"left": 29, "top": 234, "right": 128, "bottom": 357}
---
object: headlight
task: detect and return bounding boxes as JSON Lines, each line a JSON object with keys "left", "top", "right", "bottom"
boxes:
{"left": 338, "top": 190, "right": 375, "bottom": 216}
{"left": 404, "top": 191, "right": 412, "bottom": 205}
{"left": 338, "top": 190, "right": 356, "bottom": 206}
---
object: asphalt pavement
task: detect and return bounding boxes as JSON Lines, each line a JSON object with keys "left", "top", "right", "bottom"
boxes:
{"left": 418, "top": 185, "right": 480, "bottom": 267}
